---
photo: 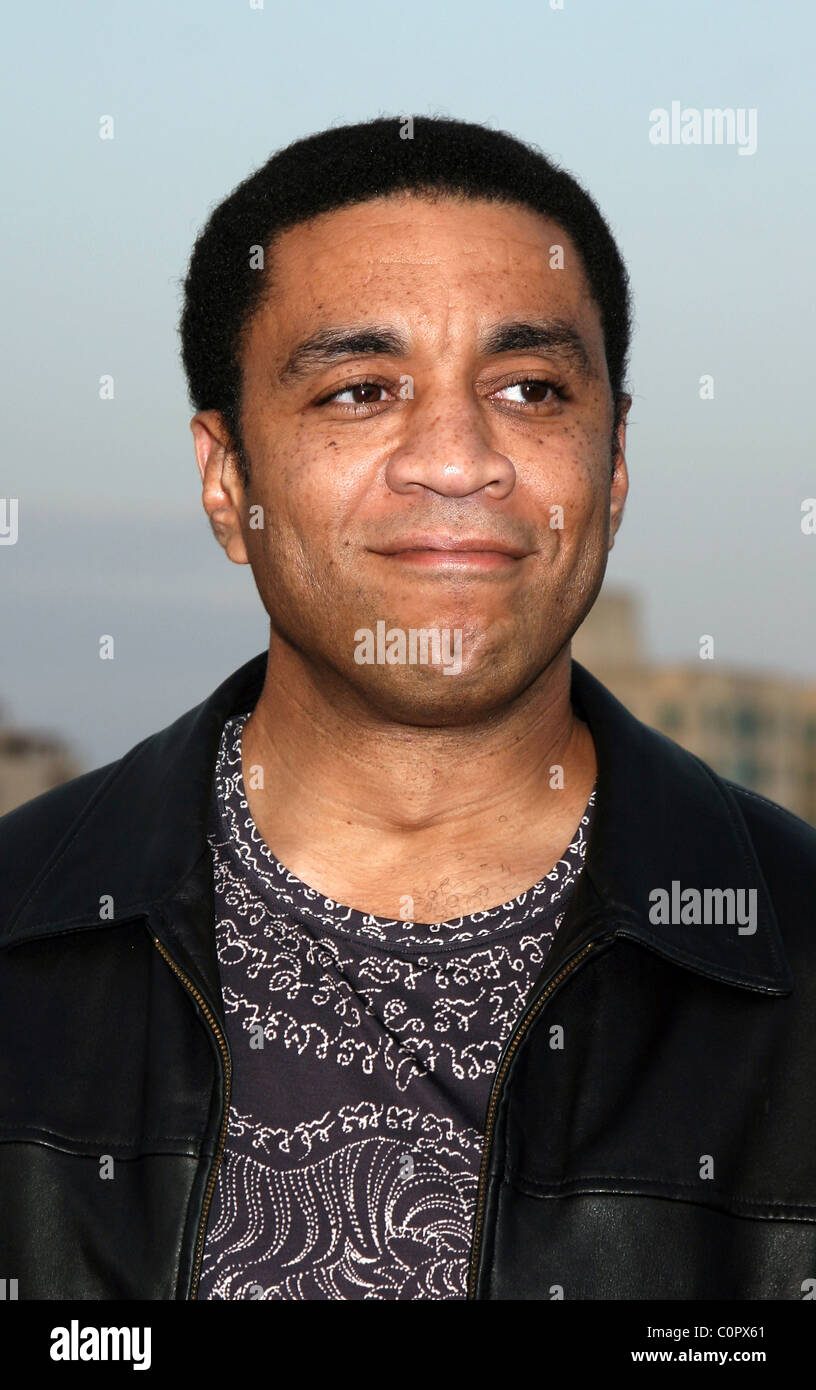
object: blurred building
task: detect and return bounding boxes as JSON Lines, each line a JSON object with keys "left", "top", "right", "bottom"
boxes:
{"left": 0, "top": 707, "right": 82, "bottom": 818}
{"left": 573, "top": 590, "right": 816, "bottom": 825}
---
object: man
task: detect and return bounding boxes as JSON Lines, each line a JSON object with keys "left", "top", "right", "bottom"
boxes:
{"left": 1, "top": 115, "right": 815, "bottom": 1302}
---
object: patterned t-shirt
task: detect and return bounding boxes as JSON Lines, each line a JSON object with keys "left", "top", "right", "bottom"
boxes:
{"left": 198, "top": 711, "right": 596, "bottom": 1301}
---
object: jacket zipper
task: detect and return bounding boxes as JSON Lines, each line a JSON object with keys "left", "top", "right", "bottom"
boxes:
{"left": 151, "top": 934, "right": 232, "bottom": 1301}
{"left": 467, "top": 940, "right": 596, "bottom": 1299}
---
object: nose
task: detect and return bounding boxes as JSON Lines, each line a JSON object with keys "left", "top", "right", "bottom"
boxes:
{"left": 384, "top": 392, "right": 516, "bottom": 501}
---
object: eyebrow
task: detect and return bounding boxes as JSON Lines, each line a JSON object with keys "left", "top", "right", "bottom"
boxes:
{"left": 479, "top": 318, "right": 593, "bottom": 377}
{"left": 278, "top": 325, "right": 410, "bottom": 384}
{"left": 276, "top": 316, "right": 593, "bottom": 385}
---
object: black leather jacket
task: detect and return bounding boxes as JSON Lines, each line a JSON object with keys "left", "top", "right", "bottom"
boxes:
{"left": 2, "top": 651, "right": 815, "bottom": 1300}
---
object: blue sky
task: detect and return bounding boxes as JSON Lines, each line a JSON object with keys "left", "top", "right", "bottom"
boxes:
{"left": 2, "top": 0, "right": 814, "bottom": 769}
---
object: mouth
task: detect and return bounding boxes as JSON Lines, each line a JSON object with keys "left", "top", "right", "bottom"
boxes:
{"left": 371, "top": 535, "right": 532, "bottom": 571}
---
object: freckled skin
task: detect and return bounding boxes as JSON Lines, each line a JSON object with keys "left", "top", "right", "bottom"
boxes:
{"left": 191, "top": 194, "right": 630, "bottom": 920}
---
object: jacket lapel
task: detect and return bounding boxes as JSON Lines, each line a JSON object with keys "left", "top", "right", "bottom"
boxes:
{"left": 554, "top": 662, "right": 792, "bottom": 994}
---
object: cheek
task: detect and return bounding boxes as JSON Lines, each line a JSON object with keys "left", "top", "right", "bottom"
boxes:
{"left": 246, "top": 422, "right": 326, "bottom": 541}
{"left": 243, "top": 434, "right": 368, "bottom": 597}
{"left": 526, "top": 428, "right": 607, "bottom": 543}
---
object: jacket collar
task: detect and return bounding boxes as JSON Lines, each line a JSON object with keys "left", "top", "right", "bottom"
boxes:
{"left": 7, "top": 650, "right": 792, "bottom": 999}
{"left": 563, "top": 662, "right": 792, "bottom": 995}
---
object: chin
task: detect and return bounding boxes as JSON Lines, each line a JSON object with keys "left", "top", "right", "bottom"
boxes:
{"left": 348, "top": 662, "right": 536, "bottom": 728}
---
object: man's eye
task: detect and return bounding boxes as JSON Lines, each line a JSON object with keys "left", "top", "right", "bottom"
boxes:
{"left": 494, "top": 379, "right": 561, "bottom": 405}
{"left": 322, "top": 381, "right": 388, "bottom": 406}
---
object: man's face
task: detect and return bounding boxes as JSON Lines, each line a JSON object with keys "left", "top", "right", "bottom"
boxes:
{"left": 199, "top": 193, "right": 628, "bottom": 724}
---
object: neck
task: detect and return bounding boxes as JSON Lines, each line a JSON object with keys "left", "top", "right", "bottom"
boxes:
{"left": 245, "top": 637, "right": 592, "bottom": 827}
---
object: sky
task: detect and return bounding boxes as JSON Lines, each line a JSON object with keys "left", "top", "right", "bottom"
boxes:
{"left": 2, "top": 0, "right": 814, "bottom": 771}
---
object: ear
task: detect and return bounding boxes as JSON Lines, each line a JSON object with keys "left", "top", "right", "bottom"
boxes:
{"left": 190, "top": 411, "right": 250, "bottom": 566}
{"left": 608, "top": 395, "right": 631, "bottom": 550}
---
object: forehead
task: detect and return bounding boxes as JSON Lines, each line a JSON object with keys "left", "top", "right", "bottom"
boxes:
{"left": 253, "top": 194, "right": 602, "bottom": 349}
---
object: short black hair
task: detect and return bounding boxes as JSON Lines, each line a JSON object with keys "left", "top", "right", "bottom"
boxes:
{"left": 179, "top": 115, "right": 632, "bottom": 484}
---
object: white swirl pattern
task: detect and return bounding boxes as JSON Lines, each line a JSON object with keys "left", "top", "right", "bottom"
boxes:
{"left": 199, "top": 713, "right": 595, "bottom": 1300}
